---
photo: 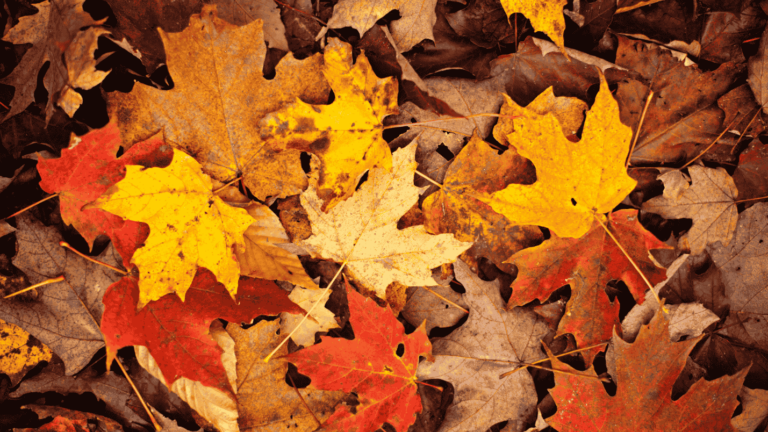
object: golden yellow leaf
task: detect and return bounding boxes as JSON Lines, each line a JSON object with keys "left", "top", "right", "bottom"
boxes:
{"left": 298, "top": 141, "right": 473, "bottom": 300}
{"left": 260, "top": 38, "right": 398, "bottom": 210}
{"left": 480, "top": 78, "right": 637, "bottom": 238}
{"left": 91, "top": 149, "right": 254, "bottom": 307}
{"left": 109, "top": 4, "right": 330, "bottom": 201}
{"left": 500, "top": 0, "right": 568, "bottom": 53}
{"left": 0, "top": 319, "right": 52, "bottom": 386}
{"left": 228, "top": 320, "right": 344, "bottom": 432}
{"left": 235, "top": 202, "right": 318, "bottom": 290}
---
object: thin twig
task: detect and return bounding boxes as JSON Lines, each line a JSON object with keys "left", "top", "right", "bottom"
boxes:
{"left": 114, "top": 356, "right": 162, "bottom": 431}
{"left": 499, "top": 341, "right": 609, "bottom": 378}
{"left": 59, "top": 242, "right": 128, "bottom": 275}
{"left": 414, "top": 170, "right": 443, "bottom": 189}
{"left": 626, "top": 90, "right": 654, "bottom": 168}
{"left": 732, "top": 108, "right": 762, "bottom": 154}
{"left": 2, "top": 193, "right": 59, "bottom": 220}
{"left": 680, "top": 114, "right": 743, "bottom": 169}
{"left": 420, "top": 286, "right": 468, "bottom": 313}
{"left": 264, "top": 261, "right": 347, "bottom": 362}
{"left": 288, "top": 374, "right": 321, "bottom": 427}
{"left": 382, "top": 114, "right": 520, "bottom": 130}
{"left": 4, "top": 275, "right": 65, "bottom": 298}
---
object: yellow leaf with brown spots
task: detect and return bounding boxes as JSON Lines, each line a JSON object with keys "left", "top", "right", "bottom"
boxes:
{"left": 0, "top": 319, "right": 52, "bottom": 386}
{"left": 500, "top": 0, "right": 568, "bottom": 53}
{"left": 109, "top": 4, "right": 330, "bottom": 201}
{"left": 260, "top": 38, "right": 398, "bottom": 211}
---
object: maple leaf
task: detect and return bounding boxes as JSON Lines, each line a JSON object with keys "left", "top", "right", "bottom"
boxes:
{"left": 297, "top": 142, "right": 472, "bottom": 300}
{"left": 506, "top": 210, "right": 670, "bottom": 363}
{"left": 37, "top": 121, "right": 172, "bottom": 268}
{"left": 499, "top": 0, "right": 568, "bottom": 52}
{"left": 326, "top": 0, "right": 438, "bottom": 52}
{"left": 286, "top": 286, "right": 431, "bottom": 432}
{"left": 401, "top": 276, "right": 468, "bottom": 333}
{"left": 0, "top": 319, "right": 52, "bottom": 386}
{"left": 0, "top": 0, "right": 102, "bottom": 122}
{"left": 228, "top": 320, "right": 345, "bottom": 432}
{"left": 110, "top": 4, "right": 330, "bottom": 201}
{"left": 643, "top": 166, "right": 738, "bottom": 255}
{"left": 480, "top": 76, "right": 637, "bottom": 238}
{"left": 422, "top": 133, "right": 542, "bottom": 271}
{"left": 260, "top": 37, "right": 398, "bottom": 210}
{"left": 234, "top": 201, "right": 318, "bottom": 290}
{"left": 90, "top": 148, "right": 255, "bottom": 306}
{"left": 101, "top": 267, "right": 302, "bottom": 393}
{"left": 546, "top": 309, "right": 748, "bottom": 431}
{"left": 417, "top": 260, "right": 550, "bottom": 432}
{"left": 0, "top": 215, "right": 123, "bottom": 375}
{"left": 280, "top": 287, "right": 341, "bottom": 348}
{"left": 56, "top": 27, "right": 111, "bottom": 117}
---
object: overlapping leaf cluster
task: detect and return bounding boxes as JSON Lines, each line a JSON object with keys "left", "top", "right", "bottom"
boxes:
{"left": 1, "top": 0, "right": 768, "bottom": 432}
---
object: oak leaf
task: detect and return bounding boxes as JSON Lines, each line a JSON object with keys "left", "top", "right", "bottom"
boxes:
{"left": 499, "top": 0, "right": 568, "bottom": 52}
{"left": 643, "top": 166, "right": 738, "bottom": 255}
{"left": 280, "top": 286, "right": 340, "bottom": 348}
{"left": 109, "top": 4, "right": 330, "bottom": 201}
{"left": 91, "top": 149, "right": 254, "bottom": 306}
{"left": 234, "top": 201, "right": 318, "bottom": 290}
{"left": 228, "top": 320, "right": 345, "bottom": 432}
{"left": 286, "top": 286, "right": 431, "bottom": 432}
{"left": 1, "top": 215, "right": 123, "bottom": 375}
{"left": 546, "top": 309, "right": 748, "bottom": 432}
{"left": 260, "top": 38, "right": 397, "bottom": 210}
{"left": 480, "top": 77, "right": 637, "bottom": 238}
{"left": 417, "top": 260, "right": 550, "bottom": 432}
{"left": 101, "top": 268, "right": 302, "bottom": 393}
{"left": 0, "top": 319, "right": 52, "bottom": 386}
{"left": 37, "top": 121, "right": 172, "bottom": 269}
{"left": 506, "top": 210, "right": 670, "bottom": 363}
{"left": 0, "top": 0, "right": 102, "bottom": 122}
{"left": 297, "top": 142, "right": 472, "bottom": 300}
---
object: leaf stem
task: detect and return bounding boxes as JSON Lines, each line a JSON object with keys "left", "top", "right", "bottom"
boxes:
{"left": 59, "top": 242, "right": 128, "bottom": 275}
{"left": 264, "top": 261, "right": 347, "bottom": 362}
{"left": 680, "top": 114, "right": 743, "bottom": 169}
{"left": 420, "top": 286, "right": 468, "bottom": 313}
{"left": 414, "top": 170, "right": 443, "bottom": 189}
{"left": 731, "top": 108, "right": 762, "bottom": 154}
{"left": 114, "top": 355, "right": 162, "bottom": 431}
{"left": 498, "top": 341, "right": 609, "bottom": 378}
{"left": 213, "top": 176, "right": 242, "bottom": 194}
{"left": 592, "top": 215, "right": 666, "bottom": 311}
{"left": 416, "top": 380, "right": 443, "bottom": 391}
{"left": 626, "top": 90, "right": 653, "bottom": 168}
{"left": 382, "top": 114, "right": 521, "bottom": 130}
{"left": 4, "top": 275, "right": 65, "bottom": 298}
{"left": 288, "top": 373, "right": 321, "bottom": 427}
{"left": 735, "top": 195, "right": 768, "bottom": 203}
{"left": 2, "top": 193, "right": 59, "bottom": 220}
{"left": 524, "top": 363, "right": 611, "bottom": 383}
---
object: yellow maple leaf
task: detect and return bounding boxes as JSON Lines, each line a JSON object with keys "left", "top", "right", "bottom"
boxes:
{"left": 260, "top": 38, "right": 398, "bottom": 210}
{"left": 91, "top": 149, "right": 254, "bottom": 307}
{"left": 298, "top": 141, "right": 472, "bottom": 300}
{"left": 109, "top": 4, "right": 330, "bottom": 201}
{"left": 0, "top": 319, "right": 52, "bottom": 386}
{"left": 500, "top": 0, "right": 568, "bottom": 53}
{"left": 480, "top": 78, "right": 637, "bottom": 238}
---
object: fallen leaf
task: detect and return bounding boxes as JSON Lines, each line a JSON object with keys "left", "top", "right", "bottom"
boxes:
{"left": 546, "top": 309, "right": 748, "bottom": 432}
{"left": 505, "top": 210, "right": 670, "bottom": 363}
{"left": 731, "top": 387, "right": 768, "bottom": 432}
{"left": 214, "top": 0, "right": 290, "bottom": 51}
{"left": 57, "top": 27, "right": 111, "bottom": 117}
{"left": 260, "top": 37, "right": 397, "bottom": 210}
{"left": 445, "top": 0, "right": 516, "bottom": 49}
{"left": 708, "top": 202, "right": 768, "bottom": 355}
{"left": 286, "top": 286, "right": 431, "bottom": 432}
{"left": 0, "top": 104, "right": 77, "bottom": 158}
{"left": 622, "top": 301, "right": 720, "bottom": 344}
{"left": 234, "top": 201, "right": 318, "bottom": 290}
{"left": 748, "top": 24, "right": 768, "bottom": 113}
{"left": 228, "top": 320, "right": 345, "bottom": 432}
{"left": 280, "top": 286, "right": 340, "bottom": 347}
{"left": 91, "top": 149, "right": 254, "bottom": 306}
{"left": 37, "top": 121, "right": 172, "bottom": 268}
{"left": 401, "top": 276, "right": 468, "bottom": 333}
{"left": 135, "top": 321, "right": 239, "bottom": 432}
{"left": 0, "top": 0, "right": 101, "bottom": 122}
{"left": 422, "top": 133, "right": 542, "bottom": 271}
{"left": 0, "top": 318, "right": 52, "bottom": 386}
{"left": 733, "top": 139, "right": 768, "bottom": 202}
{"left": 417, "top": 260, "right": 549, "bottom": 432}
{"left": 18, "top": 405, "right": 123, "bottom": 432}
{"left": 110, "top": 4, "right": 330, "bottom": 201}
{"left": 698, "top": 7, "right": 765, "bottom": 65}
{"left": 643, "top": 166, "right": 738, "bottom": 255}
{"left": 297, "top": 142, "right": 472, "bottom": 300}
{"left": 499, "top": 0, "right": 568, "bottom": 52}
{"left": 1, "top": 215, "right": 122, "bottom": 375}
{"left": 101, "top": 267, "right": 302, "bottom": 393}
{"left": 481, "top": 76, "right": 637, "bottom": 238}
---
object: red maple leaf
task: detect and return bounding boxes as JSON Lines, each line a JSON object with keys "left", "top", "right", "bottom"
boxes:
{"left": 101, "top": 267, "right": 303, "bottom": 392}
{"left": 37, "top": 122, "right": 173, "bottom": 268}
{"left": 285, "top": 283, "right": 432, "bottom": 432}
{"left": 546, "top": 309, "right": 748, "bottom": 431}
{"left": 507, "top": 210, "right": 671, "bottom": 363}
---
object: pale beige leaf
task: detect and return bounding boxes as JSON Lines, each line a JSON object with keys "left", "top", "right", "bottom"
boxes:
{"left": 402, "top": 275, "right": 468, "bottom": 333}
{"left": 732, "top": 387, "right": 768, "bottom": 432}
{"left": 235, "top": 202, "right": 318, "bottom": 289}
{"left": 280, "top": 287, "right": 340, "bottom": 347}
{"left": 643, "top": 165, "right": 738, "bottom": 255}
{"left": 299, "top": 142, "right": 473, "bottom": 299}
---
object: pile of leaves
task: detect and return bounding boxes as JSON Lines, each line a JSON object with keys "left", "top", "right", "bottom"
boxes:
{"left": 1, "top": 0, "right": 768, "bottom": 431}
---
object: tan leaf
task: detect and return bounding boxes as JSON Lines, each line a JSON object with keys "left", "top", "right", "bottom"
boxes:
{"left": 214, "top": 0, "right": 289, "bottom": 51}
{"left": 280, "top": 287, "right": 340, "bottom": 347}
{"left": 298, "top": 142, "right": 473, "bottom": 300}
{"left": 58, "top": 27, "right": 111, "bottom": 117}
